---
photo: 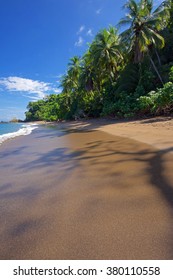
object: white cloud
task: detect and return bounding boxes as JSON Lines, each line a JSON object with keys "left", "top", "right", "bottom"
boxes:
{"left": 77, "top": 25, "right": 85, "bottom": 34}
{"left": 75, "top": 36, "right": 84, "bottom": 47}
{"left": 22, "top": 95, "right": 42, "bottom": 101}
{"left": 54, "top": 88, "right": 62, "bottom": 94}
{"left": 96, "top": 8, "right": 102, "bottom": 15}
{"left": 86, "top": 29, "right": 93, "bottom": 37}
{"left": 0, "top": 76, "right": 51, "bottom": 99}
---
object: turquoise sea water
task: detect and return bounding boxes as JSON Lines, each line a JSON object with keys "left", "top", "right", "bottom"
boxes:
{"left": 0, "top": 123, "right": 38, "bottom": 145}
{"left": 0, "top": 123, "right": 23, "bottom": 135}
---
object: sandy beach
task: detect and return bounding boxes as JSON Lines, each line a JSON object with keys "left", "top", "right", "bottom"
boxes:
{"left": 0, "top": 117, "right": 173, "bottom": 259}
{"left": 56, "top": 116, "right": 173, "bottom": 152}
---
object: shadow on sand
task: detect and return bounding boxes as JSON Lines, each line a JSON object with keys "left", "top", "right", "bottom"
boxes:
{"left": 0, "top": 123, "right": 173, "bottom": 259}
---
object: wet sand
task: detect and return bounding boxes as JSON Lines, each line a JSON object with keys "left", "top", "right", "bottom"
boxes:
{"left": 0, "top": 120, "right": 173, "bottom": 259}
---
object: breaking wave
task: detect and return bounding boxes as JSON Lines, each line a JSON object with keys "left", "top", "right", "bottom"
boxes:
{"left": 0, "top": 124, "right": 38, "bottom": 145}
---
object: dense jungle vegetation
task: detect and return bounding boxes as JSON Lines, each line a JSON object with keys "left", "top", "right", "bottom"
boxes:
{"left": 25, "top": 0, "right": 173, "bottom": 122}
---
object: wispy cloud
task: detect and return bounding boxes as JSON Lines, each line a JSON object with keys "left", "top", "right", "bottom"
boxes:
{"left": 86, "top": 29, "right": 93, "bottom": 37}
{"left": 57, "top": 74, "right": 63, "bottom": 79}
{"left": 77, "top": 25, "right": 85, "bottom": 34}
{"left": 0, "top": 76, "right": 51, "bottom": 99}
{"left": 75, "top": 36, "right": 84, "bottom": 47}
{"left": 96, "top": 8, "right": 102, "bottom": 15}
{"left": 22, "top": 95, "right": 46, "bottom": 101}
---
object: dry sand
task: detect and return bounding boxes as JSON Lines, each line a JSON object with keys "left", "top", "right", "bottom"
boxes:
{"left": 0, "top": 117, "right": 173, "bottom": 259}
{"left": 56, "top": 116, "right": 173, "bottom": 152}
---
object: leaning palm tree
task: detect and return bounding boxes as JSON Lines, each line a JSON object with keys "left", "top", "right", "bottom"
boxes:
{"left": 119, "top": 0, "right": 171, "bottom": 83}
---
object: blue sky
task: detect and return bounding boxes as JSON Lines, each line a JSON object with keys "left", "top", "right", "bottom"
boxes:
{"left": 0, "top": 0, "right": 163, "bottom": 121}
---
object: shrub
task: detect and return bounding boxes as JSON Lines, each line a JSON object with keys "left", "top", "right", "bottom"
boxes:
{"left": 102, "top": 92, "right": 137, "bottom": 118}
{"left": 138, "top": 82, "right": 173, "bottom": 115}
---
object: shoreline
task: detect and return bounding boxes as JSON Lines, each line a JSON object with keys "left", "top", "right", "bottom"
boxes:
{"left": 0, "top": 117, "right": 173, "bottom": 259}
{"left": 1, "top": 116, "right": 172, "bottom": 152}
{"left": 0, "top": 122, "right": 39, "bottom": 146}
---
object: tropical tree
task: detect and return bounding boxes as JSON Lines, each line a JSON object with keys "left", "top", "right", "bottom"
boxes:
{"left": 89, "top": 27, "right": 123, "bottom": 83}
{"left": 60, "top": 73, "right": 74, "bottom": 93}
{"left": 68, "top": 56, "right": 81, "bottom": 86}
{"left": 61, "top": 56, "right": 81, "bottom": 93}
{"left": 78, "top": 49, "right": 98, "bottom": 92}
{"left": 119, "top": 0, "right": 170, "bottom": 83}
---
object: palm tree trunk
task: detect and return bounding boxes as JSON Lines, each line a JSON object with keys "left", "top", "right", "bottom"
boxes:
{"left": 155, "top": 49, "right": 161, "bottom": 66}
{"left": 148, "top": 54, "right": 163, "bottom": 85}
{"left": 138, "top": 62, "right": 142, "bottom": 85}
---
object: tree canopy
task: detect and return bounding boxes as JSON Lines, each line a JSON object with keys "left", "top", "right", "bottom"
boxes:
{"left": 25, "top": 0, "right": 173, "bottom": 122}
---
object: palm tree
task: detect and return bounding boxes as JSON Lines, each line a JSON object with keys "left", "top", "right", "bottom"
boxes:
{"left": 90, "top": 27, "right": 123, "bottom": 83}
{"left": 119, "top": 0, "right": 170, "bottom": 83}
{"left": 60, "top": 56, "right": 82, "bottom": 115}
{"left": 60, "top": 72, "right": 74, "bottom": 93}
{"left": 60, "top": 56, "right": 82, "bottom": 92}
{"left": 67, "top": 56, "right": 81, "bottom": 87}
{"left": 79, "top": 54, "right": 94, "bottom": 92}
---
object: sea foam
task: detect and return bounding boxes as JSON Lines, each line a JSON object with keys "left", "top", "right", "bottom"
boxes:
{"left": 0, "top": 124, "right": 38, "bottom": 145}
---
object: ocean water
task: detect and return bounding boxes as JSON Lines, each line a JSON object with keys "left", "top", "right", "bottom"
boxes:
{"left": 0, "top": 123, "right": 38, "bottom": 145}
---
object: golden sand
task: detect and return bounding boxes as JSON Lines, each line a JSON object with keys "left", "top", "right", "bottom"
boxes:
{"left": 0, "top": 117, "right": 173, "bottom": 259}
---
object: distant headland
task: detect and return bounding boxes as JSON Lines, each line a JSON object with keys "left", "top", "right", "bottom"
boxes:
{"left": 0, "top": 118, "right": 24, "bottom": 124}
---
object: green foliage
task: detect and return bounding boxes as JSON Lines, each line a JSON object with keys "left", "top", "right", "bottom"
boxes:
{"left": 25, "top": 0, "right": 173, "bottom": 122}
{"left": 138, "top": 82, "right": 173, "bottom": 115}
{"left": 119, "top": 0, "right": 170, "bottom": 63}
{"left": 169, "top": 65, "right": 173, "bottom": 81}
{"left": 116, "top": 63, "right": 140, "bottom": 94}
{"left": 82, "top": 91, "right": 103, "bottom": 117}
{"left": 102, "top": 82, "right": 173, "bottom": 118}
{"left": 102, "top": 92, "right": 139, "bottom": 118}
